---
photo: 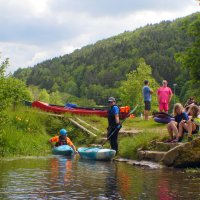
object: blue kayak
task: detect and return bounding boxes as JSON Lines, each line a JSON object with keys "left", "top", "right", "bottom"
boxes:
{"left": 78, "top": 147, "right": 116, "bottom": 161}
{"left": 52, "top": 145, "right": 74, "bottom": 156}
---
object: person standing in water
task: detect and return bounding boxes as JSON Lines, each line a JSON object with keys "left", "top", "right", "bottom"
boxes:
{"left": 107, "top": 97, "right": 121, "bottom": 155}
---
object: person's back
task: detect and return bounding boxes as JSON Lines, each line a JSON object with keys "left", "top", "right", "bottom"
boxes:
{"left": 143, "top": 85, "right": 151, "bottom": 101}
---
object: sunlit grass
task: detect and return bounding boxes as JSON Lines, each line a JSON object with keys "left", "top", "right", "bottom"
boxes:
{"left": 0, "top": 106, "right": 51, "bottom": 157}
{"left": 119, "top": 131, "right": 165, "bottom": 159}
{"left": 0, "top": 104, "right": 170, "bottom": 158}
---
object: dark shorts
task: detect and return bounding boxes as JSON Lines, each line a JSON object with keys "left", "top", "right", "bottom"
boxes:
{"left": 144, "top": 101, "right": 151, "bottom": 111}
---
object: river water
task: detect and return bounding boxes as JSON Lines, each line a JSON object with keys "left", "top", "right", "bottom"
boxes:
{"left": 0, "top": 155, "right": 200, "bottom": 200}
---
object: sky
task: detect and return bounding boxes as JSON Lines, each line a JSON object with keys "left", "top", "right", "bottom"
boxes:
{"left": 0, "top": 0, "right": 199, "bottom": 74}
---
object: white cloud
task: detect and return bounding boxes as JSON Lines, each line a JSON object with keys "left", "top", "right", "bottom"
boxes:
{"left": 0, "top": 0, "right": 199, "bottom": 74}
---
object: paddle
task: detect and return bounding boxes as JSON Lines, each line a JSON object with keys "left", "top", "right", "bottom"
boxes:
{"left": 101, "top": 104, "right": 138, "bottom": 147}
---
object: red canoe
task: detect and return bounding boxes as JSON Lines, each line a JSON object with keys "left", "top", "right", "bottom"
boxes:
{"left": 31, "top": 101, "right": 130, "bottom": 119}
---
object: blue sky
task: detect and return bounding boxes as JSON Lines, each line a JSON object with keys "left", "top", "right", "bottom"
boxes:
{"left": 0, "top": 0, "right": 199, "bottom": 73}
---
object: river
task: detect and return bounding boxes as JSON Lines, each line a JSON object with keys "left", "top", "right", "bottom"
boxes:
{"left": 0, "top": 155, "right": 200, "bottom": 199}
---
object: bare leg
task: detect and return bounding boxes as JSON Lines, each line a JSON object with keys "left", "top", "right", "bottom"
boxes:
{"left": 178, "top": 122, "right": 185, "bottom": 138}
{"left": 167, "top": 121, "right": 179, "bottom": 139}
{"left": 187, "top": 121, "right": 193, "bottom": 137}
{"left": 187, "top": 121, "right": 196, "bottom": 138}
{"left": 167, "top": 121, "right": 178, "bottom": 139}
{"left": 144, "top": 110, "right": 149, "bottom": 120}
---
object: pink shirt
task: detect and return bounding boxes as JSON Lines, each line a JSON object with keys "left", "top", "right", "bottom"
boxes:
{"left": 157, "top": 86, "right": 173, "bottom": 103}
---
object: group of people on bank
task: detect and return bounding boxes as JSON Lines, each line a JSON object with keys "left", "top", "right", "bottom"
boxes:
{"left": 49, "top": 80, "right": 199, "bottom": 154}
{"left": 167, "top": 103, "right": 199, "bottom": 142}
{"left": 142, "top": 79, "right": 173, "bottom": 120}
{"left": 142, "top": 79, "right": 200, "bottom": 142}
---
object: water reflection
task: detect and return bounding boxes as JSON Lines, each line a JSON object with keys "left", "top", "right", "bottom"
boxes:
{"left": 0, "top": 157, "right": 200, "bottom": 199}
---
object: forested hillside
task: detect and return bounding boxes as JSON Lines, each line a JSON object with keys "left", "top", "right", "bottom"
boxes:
{"left": 14, "top": 12, "right": 200, "bottom": 105}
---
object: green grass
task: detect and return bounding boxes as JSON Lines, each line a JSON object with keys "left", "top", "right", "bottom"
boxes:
{"left": 0, "top": 106, "right": 99, "bottom": 157}
{"left": 119, "top": 131, "right": 164, "bottom": 159}
{"left": 0, "top": 105, "right": 170, "bottom": 158}
{"left": 124, "top": 117, "right": 167, "bottom": 130}
{"left": 0, "top": 107, "right": 51, "bottom": 157}
{"left": 0, "top": 126, "right": 50, "bottom": 157}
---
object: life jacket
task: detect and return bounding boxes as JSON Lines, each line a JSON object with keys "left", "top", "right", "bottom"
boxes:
{"left": 108, "top": 105, "right": 120, "bottom": 127}
{"left": 55, "top": 136, "right": 68, "bottom": 147}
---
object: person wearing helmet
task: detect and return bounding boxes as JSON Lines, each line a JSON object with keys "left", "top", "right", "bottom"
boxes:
{"left": 49, "top": 128, "right": 77, "bottom": 153}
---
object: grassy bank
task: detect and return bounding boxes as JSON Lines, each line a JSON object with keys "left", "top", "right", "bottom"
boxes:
{"left": 0, "top": 106, "right": 92, "bottom": 157}
{"left": 0, "top": 106, "right": 51, "bottom": 157}
{"left": 0, "top": 105, "right": 168, "bottom": 158}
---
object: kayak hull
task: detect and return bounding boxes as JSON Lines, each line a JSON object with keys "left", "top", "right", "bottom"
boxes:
{"left": 31, "top": 100, "right": 129, "bottom": 119}
{"left": 52, "top": 145, "right": 74, "bottom": 156}
{"left": 154, "top": 117, "right": 174, "bottom": 124}
{"left": 78, "top": 147, "right": 116, "bottom": 161}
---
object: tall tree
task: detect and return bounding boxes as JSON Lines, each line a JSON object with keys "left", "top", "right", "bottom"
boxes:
{"left": 175, "top": 14, "right": 200, "bottom": 102}
{"left": 119, "top": 58, "right": 159, "bottom": 113}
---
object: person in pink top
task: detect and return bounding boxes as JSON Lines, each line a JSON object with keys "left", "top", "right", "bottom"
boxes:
{"left": 157, "top": 80, "right": 173, "bottom": 113}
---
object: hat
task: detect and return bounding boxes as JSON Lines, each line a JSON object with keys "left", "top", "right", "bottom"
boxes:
{"left": 108, "top": 97, "right": 116, "bottom": 102}
{"left": 60, "top": 128, "right": 67, "bottom": 135}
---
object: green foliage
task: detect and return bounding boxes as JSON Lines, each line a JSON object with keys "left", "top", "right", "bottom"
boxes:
{"left": 38, "top": 89, "right": 50, "bottom": 102}
{"left": 13, "top": 13, "right": 200, "bottom": 105}
{"left": 0, "top": 105, "right": 93, "bottom": 157}
{"left": 119, "top": 131, "right": 162, "bottom": 159}
{"left": 119, "top": 58, "right": 159, "bottom": 114}
{"left": 175, "top": 13, "right": 200, "bottom": 103}
{"left": 0, "top": 106, "right": 50, "bottom": 157}
{"left": 0, "top": 55, "right": 30, "bottom": 129}
{"left": 0, "top": 55, "right": 31, "bottom": 112}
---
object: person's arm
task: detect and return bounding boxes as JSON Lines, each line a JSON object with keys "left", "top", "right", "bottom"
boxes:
{"left": 150, "top": 88, "right": 153, "bottom": 94}
{"left": 156, "top": 89, "right": 160, "bottom": 103}
{"left": 49, "top": 137, "right": 55, "bottom": 148}
{"left": 71, "top": 144, "right": 78, "bottom": 153}
{"left": 169, "top": 94, "right": 173, "bottom": 102}
{"left": 67, "top": 137, "right": 78, "bottom": 153}
{"left": 168, "top": 87, "right": 173, "bottom": 102}
{"left": 115, "top": 114, "right": 120, "bottom": 124}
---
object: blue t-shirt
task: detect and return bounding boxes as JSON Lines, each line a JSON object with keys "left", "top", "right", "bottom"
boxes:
{"left": 143, "top": 85, "right": 151, "bottom": 101}
{"left": 175, "top": 112, "right": 189, "bottom": 123}
{"left": 111, "top": 105, "right": 119, "bottom": 115}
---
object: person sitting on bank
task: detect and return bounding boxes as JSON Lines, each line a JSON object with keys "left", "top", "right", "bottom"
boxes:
{"left": 49, "top": 128, "right": 77, "bottom": 153}
{"left": 166, "top": 103, "right": 189, "bottom": 143}
{"left": 184, "top": 97, "right": 198, "bottom": 113}
{"left": 178, "top": 105, "right": 200, "bottom": 142}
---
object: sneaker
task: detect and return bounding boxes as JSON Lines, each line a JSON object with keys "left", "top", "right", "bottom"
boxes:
{"left": 188, "top": 136, "right": 193, "bottom": 142}
{"left": 178, "top": 137, "right": 183, "bottom": 142}
{"left": 164, "top": 138, "right": 174, "bottom": 143}
{"left": 170, "top": 139, "right": 178, "bottom": 143}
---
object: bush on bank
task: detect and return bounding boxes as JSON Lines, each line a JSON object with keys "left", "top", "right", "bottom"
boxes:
{"left": 0, "top": 106, "right": 96, "bottom": 157}
{"left": 0, "top": 106, "right": 50, "bottom": 157}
